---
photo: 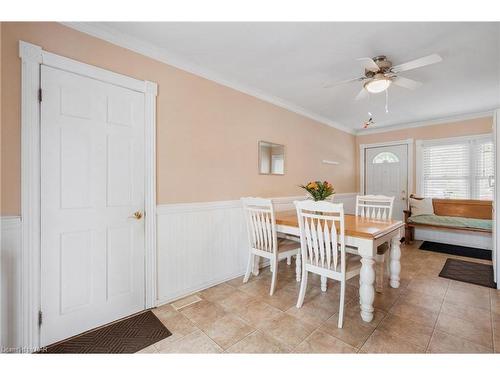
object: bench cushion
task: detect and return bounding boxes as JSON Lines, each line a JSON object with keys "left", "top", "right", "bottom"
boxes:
{"left": 408, "top": 214, "right": 492, "bottom": 231}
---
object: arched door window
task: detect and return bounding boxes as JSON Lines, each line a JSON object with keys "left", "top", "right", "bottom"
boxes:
{"left": 372, "top": 151, "right": 399, "bottom": 164}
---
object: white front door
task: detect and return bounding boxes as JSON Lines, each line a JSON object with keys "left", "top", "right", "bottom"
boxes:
{"left": 365, "top": 144, "right": 408, "bottom": 220}
{"left": 40, "top": 65, "right": 146, "bottom": 346}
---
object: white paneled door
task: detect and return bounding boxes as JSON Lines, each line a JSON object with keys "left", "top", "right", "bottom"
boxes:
{"left": 40, "top": 66, "right": 146, "bottom": 346}
{"left": 364, "top": 144, "right": 408, "bottom": 220}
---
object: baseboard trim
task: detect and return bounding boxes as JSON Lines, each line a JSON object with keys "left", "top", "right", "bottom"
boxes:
{"left": 155, "top": 269, "right": 246, "bottom": 306}
{"left": 155, "top": 260, "right": 282, "bottom": 308}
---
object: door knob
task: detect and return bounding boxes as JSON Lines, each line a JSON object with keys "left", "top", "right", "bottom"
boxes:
{"left": 129, "top": 211, "right": 143, "bottom": 220}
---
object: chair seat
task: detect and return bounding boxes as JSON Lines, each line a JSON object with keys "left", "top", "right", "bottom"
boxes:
{"left": 277, "top": 238, "right": 300, "bottom": 253}
{"left": 277, "top": 233, "right": 300, "bottom": 242}
{"left": 305, "top": 253, "right": 361, "bottom": 273}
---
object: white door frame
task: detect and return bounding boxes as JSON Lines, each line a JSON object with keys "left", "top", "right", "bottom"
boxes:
{"left": 359, "top": 139, "right": 414, "bottom": 203}
{"left": 494, "top": 109, "right": 499, "bottom": 288}
{"left": 19, "top": 41, "right": 158, "bottom": 351}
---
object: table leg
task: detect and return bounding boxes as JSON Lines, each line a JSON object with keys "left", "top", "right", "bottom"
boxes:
{"left": 359, "top": 254, "right": 375, "bottom": 322}
{"left": 389, "top": 236, "right": 401, "bottom": 288}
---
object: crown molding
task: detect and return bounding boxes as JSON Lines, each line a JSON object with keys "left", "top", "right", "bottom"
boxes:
{"left": 61, "top": 22, "right": 355, "bottom": 135}
{"left": 355, "top": 109, "right": 495, "bottom": 135}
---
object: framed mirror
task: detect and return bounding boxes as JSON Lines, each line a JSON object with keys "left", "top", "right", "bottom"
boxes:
{"left": 259, "top": 141, "right": 285, "bottom": 175}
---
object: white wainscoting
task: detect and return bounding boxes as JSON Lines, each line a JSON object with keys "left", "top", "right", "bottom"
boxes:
{"left": 0, "top": 193, "right": 357, "bottom": 349}
{"left": 1, "top": 216, "right": 22, "bottom": 351}
{"left": 414, "top": 227, "right": 493, "bottom": 250}
{"left": 156, "top": 193, "right": 357, "bottom": 305}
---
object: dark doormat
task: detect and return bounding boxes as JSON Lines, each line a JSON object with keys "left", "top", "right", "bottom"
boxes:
{"left": 39, "top": 310, "right": 171, "bottom": 353}
{"left": 439, "top": 258, "right": 496, "bottom": 289}
{"left": 419, "top": 241, "right": 492, "bottom": 260}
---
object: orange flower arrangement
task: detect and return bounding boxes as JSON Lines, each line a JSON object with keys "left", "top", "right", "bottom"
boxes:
{"left": 300, "top": 180, "right": 335, "bottom": 201}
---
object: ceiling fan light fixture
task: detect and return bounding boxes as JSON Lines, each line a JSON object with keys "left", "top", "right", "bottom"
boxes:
{"left": 364, "top": 73, "right": 391, "bottom": 93}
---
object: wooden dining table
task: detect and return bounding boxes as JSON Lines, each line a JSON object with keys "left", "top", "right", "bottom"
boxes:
{"left": 275, "top": 210, "right": 405, "bottom": 323}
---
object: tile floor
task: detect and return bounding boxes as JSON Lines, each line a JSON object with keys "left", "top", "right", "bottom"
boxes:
{"left": 141, "top": 241, "right": 500, "bottom": 354}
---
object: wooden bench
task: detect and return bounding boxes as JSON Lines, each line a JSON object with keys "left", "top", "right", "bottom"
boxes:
{"left": 404, "top": 196, "right": 492, "bottom": 244}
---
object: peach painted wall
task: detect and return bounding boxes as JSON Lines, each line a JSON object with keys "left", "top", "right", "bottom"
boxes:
{"left": 0, "top": 22, "right": 356, "bottom": 215}
{"left": 355, "top": 116, "right": 493, "bottom": 193}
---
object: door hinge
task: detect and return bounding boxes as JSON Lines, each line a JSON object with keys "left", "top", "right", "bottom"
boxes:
{"left": 38, "top": 310, "right": 43, "bottom": 326}
{"left": 38, "top": 88, "right": 42, "bottom": 102}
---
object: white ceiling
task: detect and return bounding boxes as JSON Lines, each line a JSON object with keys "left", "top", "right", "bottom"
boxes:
{"left": 74, "top": 22, "right": 500, "bottom": 133}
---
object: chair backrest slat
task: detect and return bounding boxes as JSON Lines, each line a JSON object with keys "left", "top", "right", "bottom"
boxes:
{"left": 317, "top": 219, "right": 325, "bottom": 267}
{"left": 356, "top": 195, "right": 395, "bottom": 221}
{"left": 310, "top": 217, "right": 320, "bottom": 265}
{"left": 304, "top": 217, "right": 312, "bottom": 262}
{"left": 264, "top": 212, "right": 272, "bottom": 251}
{"left": 294, "top": 200, "right": 345, "bottom": 272}
{"left": 242, "top": 198, "right": 277, "bottom": 254}
{"left": 323, "top": 220, "right": 332, "bottom": 269}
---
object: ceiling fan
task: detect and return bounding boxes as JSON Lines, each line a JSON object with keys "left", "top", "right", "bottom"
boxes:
{"left": 323, "top": 53, "right": 442, "bottom": 100}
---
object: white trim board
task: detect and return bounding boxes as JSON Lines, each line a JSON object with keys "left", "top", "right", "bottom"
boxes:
{"left": 1, "top": 216, "right": 22, "bottom": 229}
{"left": 357, "top": 111, "right": 494, "bottom": 135}
{"left": 42, "top": 50, "right": 154, "bottom": 94}
{"left": 415, "top": 133, "right": 492, "bottom": 146}
{"left": 359, "top": 139, "right": 414, "bottom": 201}
{"left": 60, "top": 22, "right": 354, "bottom": 135}
{"left": 19, "top": 41, "right": 158, "bottom": 351}
{"left": 492, "top": 109, "right": 499, "bottom": 287}
{"left": 156, "top": 192, "right": 359, "bottom": 215}
{"left": 156, "top": 271, "right": 247, "bottom": 307}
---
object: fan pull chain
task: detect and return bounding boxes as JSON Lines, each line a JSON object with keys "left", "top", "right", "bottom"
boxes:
{"left": 385, "top": 89, "right": 389, "bottom": 113}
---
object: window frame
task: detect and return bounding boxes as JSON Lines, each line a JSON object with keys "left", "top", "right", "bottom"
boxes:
{"left": 416, "top": 134, "right": 494, "bottom": 200}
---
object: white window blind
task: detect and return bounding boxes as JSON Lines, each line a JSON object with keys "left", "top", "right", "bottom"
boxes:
{"left": 420, "top": 135, "right": 494, "bottom": 200}
{"left": 475, "top": 140, "right": 494, "bottom": 200}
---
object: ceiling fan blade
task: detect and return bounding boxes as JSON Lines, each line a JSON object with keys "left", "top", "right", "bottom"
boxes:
{"left": 355, "top": 88, "right": 369, "bottom": 101}
{"left": 357, "top": 57, "right": 380, "bottom": 72}
{"left": 323, "top": 76, "right": 364, "bottom": 88}
{"left": 392, "top": 76, "right": 423, "bottom": 90}
{"left": 391, "top": 53, "right": 442, "bottom": 73}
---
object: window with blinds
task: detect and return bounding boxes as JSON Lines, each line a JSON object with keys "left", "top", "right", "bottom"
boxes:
{"left": 420, "top": 136, "right": 494, "bottom": 200}
{"left": 475, "top": 140, "right": 494, "bottom": 200}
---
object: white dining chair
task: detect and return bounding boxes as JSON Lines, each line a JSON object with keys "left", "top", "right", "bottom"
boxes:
{"left": 356, "top": 195, "right": 394, "bottom": 221}
{"left": 241, "top": 197, "right": 301, "bottom": 295}
{"left": 355, "top": 195, "right": 395, "bottom": 292}
{"left": 294, "top": 200, "right": 361, "bottom": 328}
